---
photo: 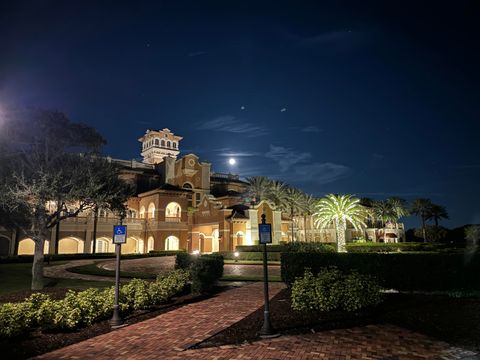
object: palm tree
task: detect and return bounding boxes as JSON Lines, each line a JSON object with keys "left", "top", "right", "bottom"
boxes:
{"left": 283, "top": 187, "right": 304, "bottom": 242}
{"left": 427, "top": 204, "right": 449, "bottom": 226}
{"left": 411, "top": 198, "right": 434, "bottom": 242}
{"left": 386, "top": 197, "right": 409, "bottom": 228}
{"left": 245, "top": 176, "right": 271, "bottom": 204}
{"left": 314, "top": 194, "right": 367, "bottom": 252}
{"left": 372, "top": 200, "right": 397, "bottom": 227}
{"left": 265, "top": 180, "right": 288, "bottom": 209}
{"left": 299, "top": 193, "right": 317, "bottom": 242}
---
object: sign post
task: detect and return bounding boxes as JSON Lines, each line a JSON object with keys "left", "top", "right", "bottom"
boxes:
{"left": 258, "top": 214, "right": 278, "bottom": 338}
{"left": 109, "top": 223, "right": 127, "bottom": 328}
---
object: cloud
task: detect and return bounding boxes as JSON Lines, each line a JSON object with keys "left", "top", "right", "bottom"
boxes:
{"left": 292, "top": 162, "right": 350, "bottom": 184}
{"left": 298, "top": 28, "right": 374, "bottom": 52}
{"left": 197, "top": 115, "right": 268, "bottom": 137}
{"left": 301, "top": 125, "right": 322, "bottom": 133}
{"left": 188, "top": 51, "right": 207, "bottom": 57}
{"left": 265, "top": 145, "right": 311, "bottom": 172}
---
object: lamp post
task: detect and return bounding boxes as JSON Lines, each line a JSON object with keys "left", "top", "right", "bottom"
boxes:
{"left": 109, "top": 219, "right": 126, "bottom": 328}
{"left": 258, "top": 214, "right": 279, "bottom": 338}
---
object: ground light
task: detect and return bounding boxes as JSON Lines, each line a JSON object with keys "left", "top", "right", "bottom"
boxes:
{"left": 234, "top": 251, "right": 240, "bottom": 262}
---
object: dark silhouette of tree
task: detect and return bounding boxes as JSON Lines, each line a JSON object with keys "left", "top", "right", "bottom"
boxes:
{"left": 0, "top": 109, "right": 131, "bottom": 289}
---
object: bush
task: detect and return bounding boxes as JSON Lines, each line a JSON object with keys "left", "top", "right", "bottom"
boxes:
{"left": 345, "top": 242, "right": 452, "bottom": 253}
{"left": 149, "top": 270, "right": 190, "bottom": 304}
{"left": 291, "top": 268, "right": 383, "bottom": 312}
{"left": 0, "top": 302, "right": 32, "bottom": 338}
{"left": 219, "top": 251, "right": 281, "bottom": 261}
{"left": 190, "top": 254, "right": 224, "bottom": 294}
{"left": 175, "top": 252, "right": 193, "bottom": 270}
{"left": 121, "top": 279, "right": 152, "bottom": 311}
{"left": 285, "top": 242, "right": 336, "bottom": 253}
{"left": 281, "top": 252, "right": 480, "bottom": 291}
{"left": 0, "top": 270, "right": 190, "bottom": 338}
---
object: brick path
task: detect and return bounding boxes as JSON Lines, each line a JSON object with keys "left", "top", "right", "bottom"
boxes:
{"left": 36, "top": 282, "right": 477, "bottom": 360}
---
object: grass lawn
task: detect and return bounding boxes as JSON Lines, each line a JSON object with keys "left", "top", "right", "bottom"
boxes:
{"left": 67, "top": 263, "right": 157, "bottom": 279}
{"left": 0, "top": 262, "right": 113, "bottom": 296}
{"left": 224, "top": 260, "right": 281, "bottom": 265}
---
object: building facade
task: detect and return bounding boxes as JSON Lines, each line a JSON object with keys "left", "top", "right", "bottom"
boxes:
{"left": 0, "top": 128, "right": 404, "bottom": 256}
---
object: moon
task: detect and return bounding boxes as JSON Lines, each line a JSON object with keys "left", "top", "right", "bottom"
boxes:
{"left": 228, "top": 158, "right": 236, "bottom": 165}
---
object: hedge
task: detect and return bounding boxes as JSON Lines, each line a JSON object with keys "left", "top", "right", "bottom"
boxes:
{"left": 219, "top": 251, "right": 281, "bottom": 262}
{"left": 175, "top": 253, "right": 224, "bottom": 294}
{"left": 0, "top": 269, "right": 189, "bottom": 338}
{"left": 281, "top": 252, "right": 480, "bottom": 291}
{"left": 345, "top": 242, "right": 460, "bottom": 253}
{"left": 236, "top": 242, "right": 336, "bottom": 253}
{"left": 0, "top": 250, "right": 185, "bottom": 264}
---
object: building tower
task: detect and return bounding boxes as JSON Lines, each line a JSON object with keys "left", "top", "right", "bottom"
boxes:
{"left": 138, "top": 128, "right": 183, "bottom": 164}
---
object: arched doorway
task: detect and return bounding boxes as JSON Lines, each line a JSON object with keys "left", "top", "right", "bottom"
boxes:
{"left": 165, "top": 235, "right": 180, "bottom": 251}
{"left": 0, "top": 236, "right": 10, "bottom": 256}
{"left": 58, "top": 237, "right": 84, "bottom": 254}
{"left": 18, "top": 238, "right": 50, "bottom": 255}
{"left": 147, "top": 236, "right": 155, "bottom": 252}
{"left": 211, "top": 229, "right": 219, "bottom": 253}
{"left": 95, "top": 237, "right": 113, "bottom": 253}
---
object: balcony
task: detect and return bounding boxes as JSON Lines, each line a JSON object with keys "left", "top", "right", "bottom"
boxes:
{"left": 165, "top": 216, "right": 181, "bottom": 223}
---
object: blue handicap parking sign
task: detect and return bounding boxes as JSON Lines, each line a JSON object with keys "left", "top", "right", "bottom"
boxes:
{"left": 113, "top": 225, "right": 127, "bottom": 244}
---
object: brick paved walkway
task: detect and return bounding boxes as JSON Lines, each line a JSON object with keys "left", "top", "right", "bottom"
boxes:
{"left": 36, "top": 282, "right": 477, "bottom": 360}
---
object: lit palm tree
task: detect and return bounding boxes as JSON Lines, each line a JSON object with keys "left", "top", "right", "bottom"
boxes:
{"left": 411, "top": 198, "right": 434, "bottom": 242}
{"left": 314, "top": 194, "right": 367, "bottom": 252}
{"left": 427, "top": 204, "right": 449, "bottom": 226}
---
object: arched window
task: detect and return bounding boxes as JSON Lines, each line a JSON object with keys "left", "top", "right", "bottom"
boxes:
{"left": 165, "top": 202, "right": 181, "bottom": 221}
{"left": 155, "top": 138, "right": 159, "bottom": 146}
{"left": 182, "top": 183, "right": 193, "bottom": 189}
{"left": 165, "top": 235, "right": 180, "bottom": 250}
{"left": 148, "top": 202, "right": 156, "bottom": 219}
{"left": 147, "top": 236, "right": 155, "bottom": 252}
{"left": 139, "top": 206, "right": 146, "bottom": 219}
{"left": 166, "top": 141, "right": 171, "bottom": 148}
{"left": 161, "top": 140, "right": 165, "bottom": 147}
{"left": 172, "top": 142, "right": 177, "bottom": 148}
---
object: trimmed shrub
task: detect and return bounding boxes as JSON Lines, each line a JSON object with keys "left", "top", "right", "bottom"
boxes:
{"left": 0, "top": 302, "right": 32, "bottom": 338}
{"left": 345, "top": 242, "right": 454, "bottom": 253}
{"left": 291, "top": 268, "right": 383, "bottom": 312}
{"left": 0, "top": 270, "right": 190, "bottom": 338}
{"left": 220, "top": 251, "right": 281, "bottom": 262}
{"left": 120, "top": 279, "right": 152, "bottom": 311}
{"left": 190, "top": 254, "right": 224, "bottom": 294}
{"left": 281, "top": 252, "right": 480, "bottom": 291}
{"left": 149, "top": 270, "right": 190, "bottom": 304}
{"left": 175, "top": 252, "right": 193, "bottom": 270}
{"left": 285, "top": 242, "right": 336, "bottom": 253}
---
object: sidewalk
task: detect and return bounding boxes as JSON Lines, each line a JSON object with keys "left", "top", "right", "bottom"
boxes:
{"left": 37, "top": 282, "right": 476, "bottom": 360}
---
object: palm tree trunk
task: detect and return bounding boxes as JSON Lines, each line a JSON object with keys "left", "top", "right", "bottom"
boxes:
{"left": 336, "top": 219, "right": 347, "bottom": 253}
{"left": 422, "top": 215, "right": 427, "bottom": 242}
{"left": 304, "top": 215, "right": 307, "bottom": 242}
{"left": 290, "top": 208, "right": 294, "bottom": 242}
{"left": 434, "top": 217, "right": 438, "bottom": 226}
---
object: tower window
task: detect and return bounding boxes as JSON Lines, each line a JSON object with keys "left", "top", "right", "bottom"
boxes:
{"left": 167, "top": 141, "right": 171, "bottom": 148}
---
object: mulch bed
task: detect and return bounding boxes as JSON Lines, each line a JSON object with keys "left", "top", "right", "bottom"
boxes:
{"left": 195, "top": 289, "right": 480, "bottom": 353}
{"left": 0, "top": 285, "right": 230, "bottom": 359}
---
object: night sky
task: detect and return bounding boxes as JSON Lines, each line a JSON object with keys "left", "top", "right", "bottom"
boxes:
{"left": 1, "top": 1, "right": 479, "bottom": 228}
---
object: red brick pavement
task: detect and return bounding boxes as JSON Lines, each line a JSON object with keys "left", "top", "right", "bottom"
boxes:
{"left": 36, "top": 282, "right": 476, "bottom": 360}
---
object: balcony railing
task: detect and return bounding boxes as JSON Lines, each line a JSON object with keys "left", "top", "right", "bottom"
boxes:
{"left": 165, "top": 216, "right": 181, "bottom": 223}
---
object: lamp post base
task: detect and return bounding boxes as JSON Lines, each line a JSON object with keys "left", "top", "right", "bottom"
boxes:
{"left": 258, "top": 310, "right": 280, "bottom": 338}
{"left": 109, "top": 305, "right": 124, "bottom": 328}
